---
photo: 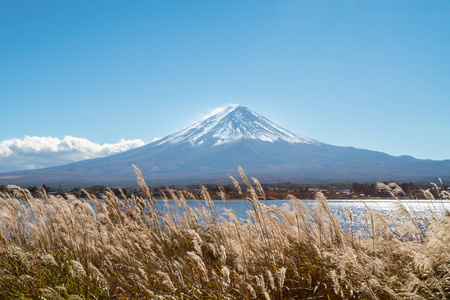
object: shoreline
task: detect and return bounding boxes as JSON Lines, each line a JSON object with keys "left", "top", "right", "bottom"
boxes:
{"left": 155, "top": 198, "right": 448, "bottom": 202}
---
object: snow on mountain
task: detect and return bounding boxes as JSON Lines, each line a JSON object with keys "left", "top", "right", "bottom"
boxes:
{"left": 157, "top": 105, "right": 319, "bottom": 147}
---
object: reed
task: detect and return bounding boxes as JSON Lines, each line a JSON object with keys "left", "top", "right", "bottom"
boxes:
{"left": 0, "top": 168, "right": 449, "bottom": 299}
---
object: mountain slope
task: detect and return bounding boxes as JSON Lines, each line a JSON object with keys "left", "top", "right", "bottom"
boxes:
{"left": 156, "top": 105, "right": 318, "bottom": 146}
{"left": 1, "top": 105, "right": 449, "bottom": 186}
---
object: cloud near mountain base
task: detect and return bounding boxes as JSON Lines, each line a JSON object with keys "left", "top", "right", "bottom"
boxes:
{"left": 0, "top": 136, "right": 145, "bottom": 173}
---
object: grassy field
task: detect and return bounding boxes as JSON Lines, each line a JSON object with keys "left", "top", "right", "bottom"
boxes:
{"left": 0, "top": 166, "right": 449, "bottom": 299}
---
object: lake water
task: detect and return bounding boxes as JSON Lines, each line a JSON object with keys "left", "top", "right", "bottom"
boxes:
{"left": 155, "top": 199, "right": 450, "bottom": 226}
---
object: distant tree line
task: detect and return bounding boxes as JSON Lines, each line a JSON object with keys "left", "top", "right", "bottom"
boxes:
{"left": 0, "top": 180, "right": 440, "bottom": 200}
{"left": 352, "top": 182, "right": 423, "bottom": 197}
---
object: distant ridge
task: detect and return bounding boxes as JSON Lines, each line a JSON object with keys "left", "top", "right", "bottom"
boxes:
{"left": 1, "top": 105, "right": 449, "bottom": 186}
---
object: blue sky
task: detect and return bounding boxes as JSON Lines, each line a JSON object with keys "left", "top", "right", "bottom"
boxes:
{"left": 1, "top": 1, "right": 449, "bottom": 171}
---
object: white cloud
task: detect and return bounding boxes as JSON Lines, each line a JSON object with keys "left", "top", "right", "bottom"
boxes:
{"left": 0, "top": 136, "right": 145, "bottom": 173}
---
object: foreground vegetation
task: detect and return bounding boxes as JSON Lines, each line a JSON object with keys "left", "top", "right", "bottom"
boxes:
{"left": 0, "top": 167, "right": 449, "bottom": 299}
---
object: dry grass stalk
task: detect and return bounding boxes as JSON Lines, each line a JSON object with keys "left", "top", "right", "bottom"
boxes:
{"left": 0, "top": 167, "right": 449, "bottom": 299}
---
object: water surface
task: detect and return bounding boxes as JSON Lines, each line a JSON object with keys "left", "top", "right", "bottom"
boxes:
{"left": 156, "top": 199, "right": 450, "bottom": 225}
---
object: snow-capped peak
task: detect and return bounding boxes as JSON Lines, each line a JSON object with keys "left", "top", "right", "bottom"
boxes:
{"left": 156, "top": 105, "right": 319, "bottom": 147}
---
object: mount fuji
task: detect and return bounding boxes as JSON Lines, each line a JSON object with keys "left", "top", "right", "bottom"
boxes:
{"left": 155, "top": 105, "right": 318, "bottom": 147}
{"left": 1, "top": 105, "right": 449, "bottom": 186}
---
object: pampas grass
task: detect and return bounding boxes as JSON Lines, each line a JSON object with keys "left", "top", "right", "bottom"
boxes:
{"left": 0, "top": 167, "right": 449, "bottom": 299}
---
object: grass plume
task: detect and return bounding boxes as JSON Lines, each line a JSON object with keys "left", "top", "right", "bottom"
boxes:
{"left": 0, "top": 167, "right": 449, "bottom": 299}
